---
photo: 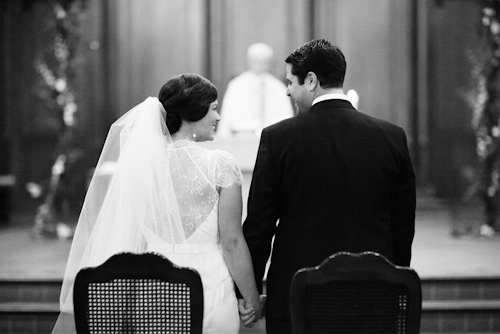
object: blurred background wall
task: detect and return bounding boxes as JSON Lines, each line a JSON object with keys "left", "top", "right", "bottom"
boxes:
{"left": 0, "top": 0, "right": 483, "bottom": 219}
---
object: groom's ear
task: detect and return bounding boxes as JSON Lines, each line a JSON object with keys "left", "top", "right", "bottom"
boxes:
{"left": 306, "top": 72, "right": 318, "bottom": 91}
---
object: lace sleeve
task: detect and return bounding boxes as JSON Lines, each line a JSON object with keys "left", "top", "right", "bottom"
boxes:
{"left": 214, "top": 150, "right": 244, "bottom": 188}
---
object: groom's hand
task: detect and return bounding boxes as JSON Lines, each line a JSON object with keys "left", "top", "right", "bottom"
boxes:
{"left": 238, "top": 299, "right": 257, "bottom": 328}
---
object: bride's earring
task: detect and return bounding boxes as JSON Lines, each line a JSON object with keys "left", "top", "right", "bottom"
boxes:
{"left": 190, "top": 122, "right": 197, "bottom": 140}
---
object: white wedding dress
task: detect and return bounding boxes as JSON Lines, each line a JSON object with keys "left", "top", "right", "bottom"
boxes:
{"left": 52, "top": 97, "right": 241, "bottom": 334}
{"left": 147, "top": 140, "right": 242, "bottom": 334}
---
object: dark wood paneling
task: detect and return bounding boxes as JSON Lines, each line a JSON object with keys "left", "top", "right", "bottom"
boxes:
{"left": 313, "top": 0, "right": 412, "bottom": 133}
{"left": 106, "top": 0, "right": 206, "bottom": 119}
{"left": 427, "top": 0, "right": 482, "bottom": 197}
{"left": 1, "top": 2, "right": 59, "bottom": 212}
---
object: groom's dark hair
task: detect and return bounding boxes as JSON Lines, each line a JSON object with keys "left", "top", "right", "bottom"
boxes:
{"left": 285, "top": 39, "right": 346, "bottom": 89}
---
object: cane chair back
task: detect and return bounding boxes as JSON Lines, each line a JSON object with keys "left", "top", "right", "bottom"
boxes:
{"left": 290, "top": 251, "right": 422, "bottom": 334}
{"left": 73, "top": 252, "right": 203, "bottom": 334}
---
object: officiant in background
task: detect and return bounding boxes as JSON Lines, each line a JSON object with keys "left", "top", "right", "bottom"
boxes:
{"left": 217, "top": 43, "right": 295, "bottom": 138}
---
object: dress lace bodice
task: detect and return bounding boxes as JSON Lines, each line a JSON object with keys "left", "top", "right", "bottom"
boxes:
{"left": 144, "top": 140, "right": 243, "bottom": 245}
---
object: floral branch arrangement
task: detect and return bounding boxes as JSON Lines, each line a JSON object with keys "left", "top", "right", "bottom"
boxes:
{"left": 467, "top": 0, "right": 500, "bottom": 237}
{"left": 30, "top": 0, "right": 88, "bottom": 238}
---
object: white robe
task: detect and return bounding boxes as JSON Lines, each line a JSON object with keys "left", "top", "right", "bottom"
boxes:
{"left": 217, "top": 71, "right": 294, "bottom": 138}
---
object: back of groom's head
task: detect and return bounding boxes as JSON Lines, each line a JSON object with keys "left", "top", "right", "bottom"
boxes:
{"left": 285, "top": 39, "right": 346, "bottom": 89}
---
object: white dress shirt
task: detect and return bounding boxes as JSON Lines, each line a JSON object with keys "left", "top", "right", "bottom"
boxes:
{"left": 312, "top": 93, "right": 350, "bottom": 106}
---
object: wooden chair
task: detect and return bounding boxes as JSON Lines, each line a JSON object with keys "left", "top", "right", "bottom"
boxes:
{"left": 73, "top": 252, "right": 204, "bottom": 334}
{"left": 290, "top": 251, "right": 422, "bottom": 334}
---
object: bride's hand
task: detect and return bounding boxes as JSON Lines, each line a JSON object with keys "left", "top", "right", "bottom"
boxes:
{"left": 238, "top": 299, "right": 257, "bottom": 328}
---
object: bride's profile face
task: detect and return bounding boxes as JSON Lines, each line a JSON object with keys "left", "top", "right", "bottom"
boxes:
{"left": 193, "top": 100, "right": 220, "bottom": 142}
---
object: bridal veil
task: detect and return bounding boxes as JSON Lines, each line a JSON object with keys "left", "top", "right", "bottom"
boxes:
{"left": 52, "top": 96, "right": 208, "bottom": 332}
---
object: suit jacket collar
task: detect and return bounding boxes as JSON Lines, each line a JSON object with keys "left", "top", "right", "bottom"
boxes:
{"left": 309, "top": 99, "right": 355, "bottom": 113}
{"left": 312, "top": 93, "right": 350, "bottom": 105}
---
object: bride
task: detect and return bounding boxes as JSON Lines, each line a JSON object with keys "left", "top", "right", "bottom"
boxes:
{"left": 52, "top": 73, "right": 263, "bottom": 333}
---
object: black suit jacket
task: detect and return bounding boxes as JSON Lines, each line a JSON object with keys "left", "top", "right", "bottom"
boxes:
{"left": 243, "top": 99, "right": 416, "bottom": 328}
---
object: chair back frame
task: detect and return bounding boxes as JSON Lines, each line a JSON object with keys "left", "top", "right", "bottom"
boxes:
{"left": 73, "top": 252, "right": 204, "bottom": 334}
{"left": 290, "top": 251, "right": 422, "bottom": 334}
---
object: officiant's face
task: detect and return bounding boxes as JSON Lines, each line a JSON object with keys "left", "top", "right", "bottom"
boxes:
{"left": 193, "top": 100, "right": 220, "bottom": 142}
{"left": 285, "top": 64, "right": 312, "bottom": 113}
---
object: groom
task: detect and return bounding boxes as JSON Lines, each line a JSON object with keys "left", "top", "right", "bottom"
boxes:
{"left": 241, "top": 39, "right": 416, "bottom": 333}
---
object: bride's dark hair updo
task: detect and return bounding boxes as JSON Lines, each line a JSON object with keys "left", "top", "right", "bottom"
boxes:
{"left": 158, "top": 73, "right": 218, "bottom": 134}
